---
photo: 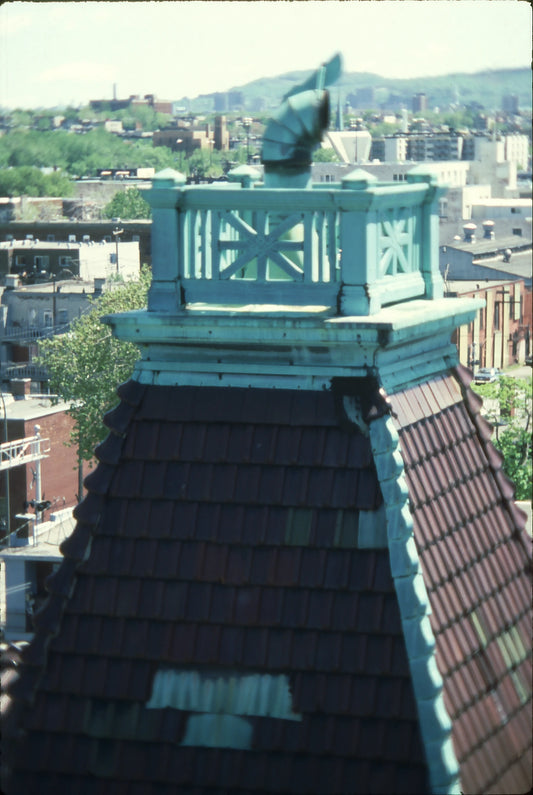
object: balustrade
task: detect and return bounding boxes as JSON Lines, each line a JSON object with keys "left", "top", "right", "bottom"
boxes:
{"left": 146, "top": 166, "right": 445, "bottom": 316}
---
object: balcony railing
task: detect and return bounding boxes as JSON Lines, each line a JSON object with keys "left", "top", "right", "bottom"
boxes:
{"left": 0, "top": 362, "right": 49, "bottom": 380}
{"left": 1, "top": 322, "right": 71, "bottom": 342}
{"left": 146, "top": 167, "right": 446, "bottom": 316}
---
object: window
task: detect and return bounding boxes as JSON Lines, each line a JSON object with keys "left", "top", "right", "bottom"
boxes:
{"left": 43, "top": 311, "right": 53, "bottom": 327}
{"left": 494, "top": 301, "right": 500, "bottom": 331}
{"left": 58, "top": 309, "right": 68, "bottom": 325}
{"left": 34, "top": 255, "right": 49, "bottom": 269}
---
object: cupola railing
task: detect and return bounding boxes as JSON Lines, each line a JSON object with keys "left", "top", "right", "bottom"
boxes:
{"left": 146, "top": 165, "right": 445, "bottom": 317}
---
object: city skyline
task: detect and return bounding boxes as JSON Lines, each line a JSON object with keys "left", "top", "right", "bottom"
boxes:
{"left": 0, "top": 0, "right": 531, "bottom": 110}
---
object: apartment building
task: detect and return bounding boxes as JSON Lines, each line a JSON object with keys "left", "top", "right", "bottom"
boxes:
{"left": 0, "top": 236, "right": 140, "bottom": 283}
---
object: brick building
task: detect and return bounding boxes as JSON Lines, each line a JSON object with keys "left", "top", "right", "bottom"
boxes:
{"left": 446, "top": 279, "right": 531, "bottom": 370}
{"left": 0, "top": 381, "right": 79, "bottom": 539}
{"left": 0, "top": 383, "right": 79, "bottom": 640}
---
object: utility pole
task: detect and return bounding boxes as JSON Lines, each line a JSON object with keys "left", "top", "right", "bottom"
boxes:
{"left": 113, "top": 226, "right": 123, "bottom": 275}
{"left": 1, "top": 391, "right": 10, "bottom": 545}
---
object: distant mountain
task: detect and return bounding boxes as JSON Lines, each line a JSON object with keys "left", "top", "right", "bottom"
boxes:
{"left": 180, "top": 66, "right": 532, "bottom": 113}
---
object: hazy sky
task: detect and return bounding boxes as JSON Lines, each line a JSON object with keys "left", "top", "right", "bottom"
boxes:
{"left": 1, "top": 0, "right": 531, "bottom": 109}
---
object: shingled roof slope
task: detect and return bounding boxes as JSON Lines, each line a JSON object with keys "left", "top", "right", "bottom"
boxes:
{"left": 388, "top": 369, "right": 532, "bottom": 795}
{"left": 3, "top": 382, "right": 431, "bottom": 794}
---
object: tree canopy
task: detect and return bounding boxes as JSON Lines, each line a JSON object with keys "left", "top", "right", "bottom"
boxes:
{"left": 104, "top": 187, "right": 151, "bottom": 219}
{"left": 0, "top": 166, "right": 73, "bottom": 197}
{"left": 313, "top": 147, "right": 340, "bottom": 163}
{"left": 472, "top": 375, "right": 532, "bottom": 500}
{"left": 38, "top": 267, "right": 151, "bottom": 465}
{"left": 0, "top": 128, "right": 179, "bottom": 178}
{"left": 0, "top": 125, "right": 259, "bottom": 184}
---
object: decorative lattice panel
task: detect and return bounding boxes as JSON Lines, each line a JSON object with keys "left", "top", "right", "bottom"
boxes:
{"left": 378, "top": 207, "right": 417, "bottom": 279}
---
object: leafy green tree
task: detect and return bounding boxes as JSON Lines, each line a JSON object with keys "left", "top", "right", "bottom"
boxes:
{"left": 313, "top": 147, "right": 340, "bottom": 163}
{"left": 8, "top": 110, "right": 33, "bottom": 128}
{"left": 38, "top": 267, "right": 151, "bottom": 494}
{"left": 370, "top": 122, "right": 400, "bottom": 138}
{"left": 0, "top": 166, "right": 73, "bottom": 197}
{"left": 472, "top": 376, "right": 532, "bottom": 500}
{"left": 104, "top": 187, "right": 151, "bottom": 219}
{"left": 186, "top": 149, "right": 224, "bottom": 179}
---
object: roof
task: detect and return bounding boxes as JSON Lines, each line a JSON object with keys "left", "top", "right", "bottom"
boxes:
{"left": 1, "top": 279, "right": 97, "bottom": 296}
{"left": 445, "top": 279, "right": 522, "bottom": 294}
{"left": 2, "top": 370, "right": 531, "bottom": 794}
{"left": 442, "top": 237, "right": 532, "bottom": 257}
{"left": 440, "top": 244, "right": 532, "bottom": 285}
{"left": 0, "top": 510, "right": 75, "bottom": 563}
{"left": 388, "top": 366, "right": 532, "bottom": 794}
{"left": 439, "top": 218, "right": 532, "bottom": 249}
{"left": 1, "top": 379, "right": 429, "bottom": 794}
{"left": 470, "top": 251, "right": 532, "bottom": 283}
{"left": 1, "top": 395, "right": 71, "bottom": 423}
{"left": 471, "top": 198, "right": 532, "bottom": 209}
{"left": 0, "top": 239, "right": 138, "bottom": 252}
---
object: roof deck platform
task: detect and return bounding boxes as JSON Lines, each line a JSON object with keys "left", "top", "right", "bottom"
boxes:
{"left": 105, "top": 166, "right": 482, "bottom": 396}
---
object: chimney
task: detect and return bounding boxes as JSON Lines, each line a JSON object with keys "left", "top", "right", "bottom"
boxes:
{"left": 463, "top": 222, "right": 477, "bottom": 242}
{"left": 10, "top": 378, "right": 32, "bottom": 399}
{"left": 4, "top": 274, "right": 20, "bottom": 290}
{"left": 482, "top": 220, "right": 495, "bottom": 240}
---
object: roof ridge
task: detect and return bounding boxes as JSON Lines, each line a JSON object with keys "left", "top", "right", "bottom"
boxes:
{"left": 368, "top": 405, "right": 460, "bottom": 794}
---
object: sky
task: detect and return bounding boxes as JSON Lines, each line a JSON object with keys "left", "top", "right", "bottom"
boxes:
{"left": 0, "top": 0, "right": 531, "bottom": 109}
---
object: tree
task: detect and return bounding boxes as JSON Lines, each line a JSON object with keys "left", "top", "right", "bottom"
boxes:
{"left": 472, "top": 376, "right": 532, "bottom": 500}
{"left": 0, "top": 166, "right": 73, "bottom": 197}
{"left": 38, "top": 267, "right": 151, "bottom": 495}
{"left": 369, "top": 122, "right": 400, "bottom": 138}
{"left": 313, "top": 147, "right": 340, "bottom": 163}
{"left": 104, "top": 187, "right": 151, "bottom": 219}
{"left": 186, "top": 149, "right": 224, "bottom": 179}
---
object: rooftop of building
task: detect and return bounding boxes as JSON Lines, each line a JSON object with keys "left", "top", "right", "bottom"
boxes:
{"left": 1, "top": 278, "right": 102, "bottom": 295}
{"left": 445, "top": 278, "right": 525, "bottom": 293}
{"left": 0, "top": 239, "right": 137, "bottom": 251}
{"left": 472, "top": 198, "right": 532, "bottom": 207}
{"left": 0, "top": 509, "right": 75, "bottom": 563}
{"left": 439, "top": 217, "right": 532, "bottom": 246}
{"left": 1, "top": 391, "right": 71, "bottom": 422}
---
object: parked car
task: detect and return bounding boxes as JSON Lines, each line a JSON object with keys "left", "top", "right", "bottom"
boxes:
{"left": 474, "top": 367, "right": 501, "bottom": 383}
{"left": 526, "top": 355, "right": 532, "bottom": 367}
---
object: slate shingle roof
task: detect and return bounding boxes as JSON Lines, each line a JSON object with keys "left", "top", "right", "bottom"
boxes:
{"left": 388, "top": 367, "right": 532, "bottom": 795}
{"left": 2, "top": 369, "right": 531, "bottom": 794}
{"left": 3, "top": 382, "right": 431, "bottom": 795}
